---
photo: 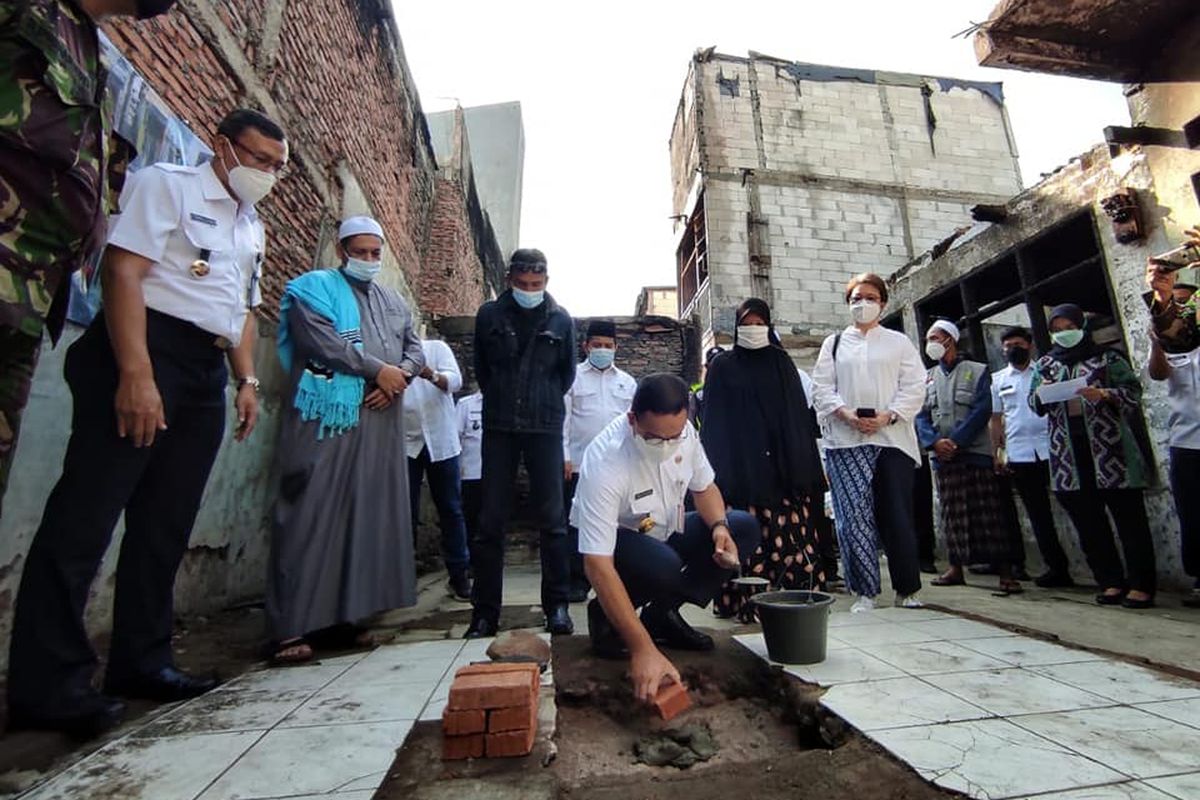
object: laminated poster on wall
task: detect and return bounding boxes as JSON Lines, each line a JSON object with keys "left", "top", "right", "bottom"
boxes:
{"left": 67, "top": 34, "right": 213, "bottom": 327}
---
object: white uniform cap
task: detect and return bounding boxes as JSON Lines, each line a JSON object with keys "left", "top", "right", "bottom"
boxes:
{"left": 338, "top": 216, "right": 385, "bottom": 242}
{"left": 928, "top": 319, "right": 960, "bottom": 342}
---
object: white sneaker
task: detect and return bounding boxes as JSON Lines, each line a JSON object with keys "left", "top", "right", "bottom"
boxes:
{"left": 850, "top": 595, "right": 876, "bottom": 613}
{"left": 896, "top": 593, "right": 923, "bottom": 609}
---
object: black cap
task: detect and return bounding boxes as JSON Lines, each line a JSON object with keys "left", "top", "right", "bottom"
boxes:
{"left": 586, "top": 319, "right": 616, "bottom": 339}
{"left": 509, "top": 248, "right": 547, "bottom": 274}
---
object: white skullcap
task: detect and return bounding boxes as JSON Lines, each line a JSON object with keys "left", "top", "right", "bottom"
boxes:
{"left": 338, "top": 216, "right": 385, "bottom": 241}
{"left": 928, "top": 319, "right": 960, "bottom": 342}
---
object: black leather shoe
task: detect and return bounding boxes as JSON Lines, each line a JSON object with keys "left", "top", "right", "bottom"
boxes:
{"left": 1034, "top": 571, "right": 1076, "bottom": 588}
{"left": 641, "top": 603, "right": 714, "bottom": 651}
{"left": 464, "top": 616, "right": 498, "bottom": 639}
{"left": 105, "top": 666, "right": 219, "bottom": 702}
{"left": 8, "top": 691, "right": 125, "bottom": 739}
{"left": 918, "top": 560, "right": 938, "bottom": 575}
{"left": 1095, "top": 591, "right": 1126, "bottom": 606}
{"left": 545, "top": 603, "right": 574, "bottom": 636}
{"left": 1121, "top": 595, "right": 1156, "bottom": 610}
{"left": 448, "top": 573, "right": 472, "bottom": 602}
{"left": 587, "top": 599, "right": 627, "bottom": 659}
{"left": 567, "top": 581, "right": 590, "bottom": 604}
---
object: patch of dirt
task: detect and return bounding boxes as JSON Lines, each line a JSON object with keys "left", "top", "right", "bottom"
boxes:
{"left": 391, "top": 605, "right": 547, "bottom": 635}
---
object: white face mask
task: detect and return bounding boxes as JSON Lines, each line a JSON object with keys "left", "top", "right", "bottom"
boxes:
{"left": 343, "top": 257, "right": 381, "bottom": 282}
{"left": 925, "top": 341, "right": 947, "bottom": 361}
{"left": 223, "top": 140, "right": 277, "bottom": 206}
{"left": 736, "top": 325, "right": 771, "bottom": 350}
{"left": 850, "top": 300, "right": 881, "bottom": 324}
{"left": 632, "top": 427, "right": 684, "bottom": 463}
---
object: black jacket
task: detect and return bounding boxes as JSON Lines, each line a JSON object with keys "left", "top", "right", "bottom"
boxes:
{"left": 474, "top": 290, "right": 576, "bottom": 434}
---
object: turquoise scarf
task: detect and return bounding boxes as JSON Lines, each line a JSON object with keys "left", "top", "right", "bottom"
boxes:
{"left": 278, "top": 269, "right": 365, "bottom": 439}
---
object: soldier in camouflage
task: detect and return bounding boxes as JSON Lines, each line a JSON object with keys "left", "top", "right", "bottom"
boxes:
{"left": 0, "top": 0, "right": 176, "bottom": 515}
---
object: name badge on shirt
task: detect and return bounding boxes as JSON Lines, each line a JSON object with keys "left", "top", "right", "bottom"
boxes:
{"left": 999, "top": 384, "right": 1017, "bottom": 397}
{"left": 634, "top": 488, "right": 654, "bottom": 500}
{"left": 189, "top": 213, "right": 219, "bottom": 227}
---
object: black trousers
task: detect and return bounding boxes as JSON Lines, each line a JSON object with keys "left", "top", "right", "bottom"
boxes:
{"left": 7, "top": 312, "right": 227, "bottom": 710}
{"left": 472, "top": 430, "right": 569, "bottom": 622}
{"left": 611, "top": 510, "right": 760, "bottom": 610}
{"left": 1054, "top": 433, "right": 1157, "bottom": 594}
{"left": 1170, "top": 447, "right": 1200, "bottom": 582}
{"left": 874, "top": 447, "right": 923, "bottom": 597}
{"left": 913, "top": 453, "right": 936, "bottom": 565}
{"left": 462, "top": 478, "right": 483, "bottom": 550}
{"left": 1008, "top": 460, "right": 1070, "bottom": 576}
{"left": 563, "top": 473, "right": 588, "bottom": 588}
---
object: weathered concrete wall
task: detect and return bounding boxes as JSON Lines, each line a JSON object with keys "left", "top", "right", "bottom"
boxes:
{"left": 888, "top": 145, "right": 1191, "bottom": 591}
{"left": 669, "top": 52, "right": 1024, "bottom": 355}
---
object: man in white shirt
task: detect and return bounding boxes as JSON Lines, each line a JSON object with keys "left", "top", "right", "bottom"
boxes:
{"left": 563, "top": 319, "right": 637, "bottom": 601}
{"left": 456, "top": 387, "right": 485, "bottom": 553}
{"left": 1147, "top": 279, "right": 1200, "bottom": 608}
{"left": 572, "top": 373, "right": 758, "bottom": 703}
{"left": 7, "top": 109, "right": 284, "bottom": 736}
{"left": 989, "top": 326, "right": 1074, "bottom": 588}
{"left": 403, "top": 338, "right": 470, "bottom": 600}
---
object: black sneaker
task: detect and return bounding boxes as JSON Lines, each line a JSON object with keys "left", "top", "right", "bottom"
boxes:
{"left": 641, "top": 603, "right": 714, "bottom": 651}
{"left": 8, "top": 691, "right": 126, "bottom": 739}
{"left": 448, "top": 573, "right": 472, "bottom": 602}
{"left": 1034, "top": 571, "right": 1076, "bottom": 588}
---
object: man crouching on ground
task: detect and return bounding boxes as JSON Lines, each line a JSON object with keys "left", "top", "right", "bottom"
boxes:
{"left": 570, "top": 373, "right": 758, "bottom": 702}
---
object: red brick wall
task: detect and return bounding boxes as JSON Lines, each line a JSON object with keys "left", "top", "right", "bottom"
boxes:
{"left": 102, "top": 0, "right": 473, "bottom": 320}
{"left": 420, "top": 177, "right": 486, "bottom": 317}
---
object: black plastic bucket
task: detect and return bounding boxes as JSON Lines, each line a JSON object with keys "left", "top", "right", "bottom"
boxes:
{"left": 751, "top": 590, "right": 835, "bottom": 664}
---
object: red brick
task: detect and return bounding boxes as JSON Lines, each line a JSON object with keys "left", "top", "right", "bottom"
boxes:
{"left": 442, "top": 707, "right": 486, "bottom": 736}
{"left": 442, "top": 733, "right": 484, "bottom": 761}
{"left": 653, "top": 682, "right": 692, "bottom": 722}
{"left": 455, "top": 662, "right": 539, "bottom": 695}
{"left": 448, "top": 671, "right": 536, "bottom": 711}
{"left": 488, "top": 702, "right": 536, "bottom": 734}
{"left": 485, "top": 726, "right": 536, "bottom": 758}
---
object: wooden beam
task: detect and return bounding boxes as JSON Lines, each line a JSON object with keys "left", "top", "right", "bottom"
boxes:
{"left": 974, "top": 30, "right": 1141, "bottom": 82}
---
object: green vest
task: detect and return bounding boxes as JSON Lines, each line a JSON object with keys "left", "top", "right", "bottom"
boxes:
{"left": 925, "top": 359, "right": 991, "bottom": 458}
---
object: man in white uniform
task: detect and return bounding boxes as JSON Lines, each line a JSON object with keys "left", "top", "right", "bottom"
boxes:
{"left": 456, "top": 387, "right": 485, "bottom": 553}
{"left": 572, "top": 373, "right": 758, "bottom": 702}
{"left": 403, "top": 338, "right": 471, "bottom": 600}
{"left": 563, "top": 319, "right": 636, "bottom": 601}
{"left": 7, "top": 109, "right": 285, "bottom": 737}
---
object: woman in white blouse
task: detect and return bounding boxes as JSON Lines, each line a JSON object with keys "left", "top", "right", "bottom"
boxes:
{"left": 811, "top": 273, "right": 928, "bottom": 612}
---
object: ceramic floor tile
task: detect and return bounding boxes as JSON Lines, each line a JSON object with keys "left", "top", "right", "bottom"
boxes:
{"left": 733, "top": 632, "right": 850, "bottom": 665}
{"left": 829, "top": 622, "right": 948, "bottom": 648}
{"left": 279, "top": 793, "right": 376, "bottom": 799}
{"left": 827, "top": 609, "right": 903, "bottom": 628}
{"left": 136, "top": 687, "right": 315, "bottom": 737}
{"left": 280, "top": 680, "right": 436, "bottom": 727}
{"left": 820, "top": 676, "right": 991, "bottom": 731}
{"left": 1020, "top": 782, "right": 1178, "bottom": 799}
{"left": 1012, "top": 707, "right": 1200, "bottom": 780}
{"left": 1145, "top": 772, "right": 1200, "bottom": 800}
{"left": 1028, "top": 661, "right": 1200, "bottom": 705}
{"left": 862, "top": 607, "right": 954, "bottom": 623}
{"left": 901, "top": 617, "right": 1018, "bottom": 641}
{"left": 782, "top": 647, "right": 906, "bottom": 685}
{"left": 925, "top": 668, "right": 1115, "bottom": 717}
{"left": 196, "top": 720, "right": 412, "bottom": 799}
{"left": 869, "top": 640, "right": 1014, "bottom": 676}
{"left": 331, "top": 644, "right": 459, "bottom": 687}
{"left": 956, "top": 636, "right": 1105, "bottom": 668}
{"left": 1131, "top": 698, "right": 1200, "bottom": 730}
{"left": 217, "top": 664, "right": 350, "bottom": 694}
{"left": 872, "top": 718, "right": 1126, "bottom": 799}
{"left": 23, "top": 731, "right": 260, "bottom": 800}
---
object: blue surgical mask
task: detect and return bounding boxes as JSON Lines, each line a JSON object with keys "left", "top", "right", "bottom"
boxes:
{"left": 512, "top": 287, "right": 545, "bottom": 309}
{"left": 1051, "top": 329, "right": 1085, "bottom": 349}
{"left": 343, "top": 257, "right": 381, "bottom": 282}
{"left": 588, "top": 347, "right": 615, "bottom": 370}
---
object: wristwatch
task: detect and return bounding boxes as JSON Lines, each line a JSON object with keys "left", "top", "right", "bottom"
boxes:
{"left": 238, "top": 376, "right": 261, "bottom": 393}
{"left": 709, "top": 517, "right": 730, "bottom": 534}
{"left": 888, "top": 411, "right": 899, "bottom": 425}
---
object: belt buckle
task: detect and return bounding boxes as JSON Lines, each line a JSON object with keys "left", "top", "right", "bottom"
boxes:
{"left": 213, "top": 336, "right": 232, "bottom": 350}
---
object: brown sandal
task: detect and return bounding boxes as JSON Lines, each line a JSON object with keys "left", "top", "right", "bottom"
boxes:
{"left": 931, "top": 572, "right": 965, "bottom": 586}
{"left": 997, "top": 580, "right": 1024, "bottom": 595}
{"left": 270, "top": 637, "right": 314, "bottom": 665}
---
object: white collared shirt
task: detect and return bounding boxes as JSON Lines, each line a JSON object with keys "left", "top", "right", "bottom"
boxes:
{"left": 456, "top": 392, "right": 484, "bottom": 480}
{"left": 107, "top": 162, "right": 263, "bottom": 346}
{"left": 991, "top": 363, "right": 1051, "bottom": 462}
{"left": 571, "top": 415, "right": 716, "bottom": 557}
{"left": 1157, "top": 346, "right": 1200, "bottom": 450}
{"left": 402, "top": 339, "right": 464, "bottom": 461}
{"left": 562, "top": 361, "right": 637, "bottom": 468}
{"left": 811, "top": 324, "right": 927, "bottom": 465}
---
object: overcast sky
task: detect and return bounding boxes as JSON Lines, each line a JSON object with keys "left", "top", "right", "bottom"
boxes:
{"left": 393, "top": 0, "right": 1130, "bottom": 317}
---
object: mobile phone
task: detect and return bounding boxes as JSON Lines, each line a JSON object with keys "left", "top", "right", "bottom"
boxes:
{"left": 1149, "top": 242, "right": 1200, "bottom": 272}
{"left": 856, "top": 408, "right": 877, "bottom": 418}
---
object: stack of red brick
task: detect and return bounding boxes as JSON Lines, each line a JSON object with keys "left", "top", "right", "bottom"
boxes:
{"left": 442, "top": 662, "right": 539, "bottom": 760}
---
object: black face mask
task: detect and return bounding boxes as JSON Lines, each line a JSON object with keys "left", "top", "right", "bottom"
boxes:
{"left": 1006, "top": 346, "right": 1030, "bottom": 366}
{"left": 136, "top": 0, "right": 177, "bottom": 20}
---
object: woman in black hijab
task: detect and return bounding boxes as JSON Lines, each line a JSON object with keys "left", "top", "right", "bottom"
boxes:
{"left": 1030, "top": 303, "right": 1156, "bottom": 608}
{"left": 701, "top": 299, "right": 826, "bottom": 617}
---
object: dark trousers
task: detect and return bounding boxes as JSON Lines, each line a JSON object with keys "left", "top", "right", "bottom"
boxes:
{"left": 0, "top": 326, "right": 41, "bottom": 517}
{"left": 812, "top": 489, "right": 839, "bottom": 578}
{"left": 913, "top": 453, "right": 936, "bottom": 565}
{"left": 874, "top": 447, "right": 923, "bottom": 596}
{"left": 462, "top": 478, "right": 482, "bottom": 548}
{"left": 612, "top": 510, "right": 760, "bottom": 610}
{"left": 407, "top": 447, "right": 470, "bottom": 579}
{"left": 1009, "top": 460, "right": 1070, "bottom": 576}
{"left": 472, "top": 430, "right": 569, "bottom": 622}
{"left": 1054, "top": 433, "right": 1157, "bottom": 594}
{"left": 1170, "top": 447, "right": 1200, "bottom": 581}
{"left": 7, "top": 312, "right": 227, "bottom": 710}
{"left": 563, "top": 473, "right": 588, "bottom": 589}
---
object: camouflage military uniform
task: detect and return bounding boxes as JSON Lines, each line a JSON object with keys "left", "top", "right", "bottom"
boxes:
{"left": 0, "top": 0, "right": 110, "bottom": 507}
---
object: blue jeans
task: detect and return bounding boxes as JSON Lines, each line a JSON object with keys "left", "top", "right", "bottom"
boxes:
{"left": 408, "top": 448, "right": 470, "bottom": 579}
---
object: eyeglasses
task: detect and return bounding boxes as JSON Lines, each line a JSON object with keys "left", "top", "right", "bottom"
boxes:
{"left": 231, "top": 138, "right": 288, "bottom": 175}
{"left": 640, "top": 430, "right": 686, "bottom": 445}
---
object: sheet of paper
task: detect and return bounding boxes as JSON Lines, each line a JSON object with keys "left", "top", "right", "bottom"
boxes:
{"left": 1035, "top": 377, "right": 1089, "bottom": 404}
